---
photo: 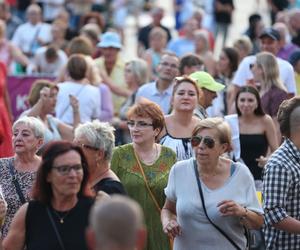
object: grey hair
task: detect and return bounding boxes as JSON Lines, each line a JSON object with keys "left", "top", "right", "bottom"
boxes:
{"left": 125, "top": 58, "right": 149, "bottom": 86}
{"left": 12, "top": 116, "right": 45, "bottom": 139}
{"left": 89, "top": 195, "right": 144, "bottom": 249}
{"left": 74, "top": 120, "right": 115, "bottom": 160}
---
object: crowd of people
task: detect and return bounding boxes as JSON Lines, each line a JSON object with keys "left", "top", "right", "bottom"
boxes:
{"left": 0, "top": 0, "right": 300, "bottom": 250}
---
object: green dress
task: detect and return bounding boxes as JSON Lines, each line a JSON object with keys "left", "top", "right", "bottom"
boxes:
{"left": 111, "top": 143, "right": 177, "bottom": 250}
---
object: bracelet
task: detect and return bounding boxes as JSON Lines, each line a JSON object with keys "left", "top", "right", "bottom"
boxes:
{"left": 240, "top": 207, "right": 248, "bottom": 221}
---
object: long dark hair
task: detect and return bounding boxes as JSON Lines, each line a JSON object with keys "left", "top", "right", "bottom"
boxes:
{"left": 222, "top": 47, "right": 239, "bottom": 79}
{"left": 31, "top": 140, "right": 93, "bottom": 204}
{"left": 235, "top": 86, "right": 265, "bottom": 116}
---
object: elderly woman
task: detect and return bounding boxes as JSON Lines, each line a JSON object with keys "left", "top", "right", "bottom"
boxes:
{"left": 161, "top": 117, "right": 263, "bottom": 250}
{"left": 0, "top": 116, "right": 44, "bottom": 238}
{"left": 113, "top": 58, "right": 149, "bottom": 144}
{"left": 74, "top": 121, "right": 126, "bottom": 195}
{"left": 111, "top": 99, "right": 177, "bottom": 250}
{"left": 159, "top": 76, "right": 201, "bottom": 161}
{"left": 23, "top": 79, "right": 79, "bottom": 143}
{"left": 3, "top": 141, "right": 94, "bottom": 249}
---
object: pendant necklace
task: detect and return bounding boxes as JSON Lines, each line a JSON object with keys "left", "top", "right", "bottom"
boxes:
{"left": 52, "top": 209, "right": 71, "bottom": 224}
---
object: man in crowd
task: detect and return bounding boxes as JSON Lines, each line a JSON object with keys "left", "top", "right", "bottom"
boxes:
{"left": 135, "top": 52, "right": 179, "bottom": 114}
{"left": 263, "top": 96, "right": 300, "bottom": 249}
{"left": 86, "top": 196, "right": 146, "bottom": 250}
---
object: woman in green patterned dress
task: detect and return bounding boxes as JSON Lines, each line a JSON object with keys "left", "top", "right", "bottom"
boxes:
{"left": 111, "top": 99, "right": 177, "bottom": 250}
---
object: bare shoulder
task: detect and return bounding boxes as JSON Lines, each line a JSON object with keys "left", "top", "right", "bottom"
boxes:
{"left": 262, "top": 114, "right": 274, "bottom": 127}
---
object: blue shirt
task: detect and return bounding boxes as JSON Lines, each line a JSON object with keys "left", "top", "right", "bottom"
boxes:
{"left": 135, "top": 81, "right": 173, "bottom": 114}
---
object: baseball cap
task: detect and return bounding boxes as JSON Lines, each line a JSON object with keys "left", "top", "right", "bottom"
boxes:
{"left": 189, "top": 71, "right": 225, "bottom": 92}
{"left": 259, "top": 28, "right": 281, "bottom": 41}
{"left": 97, "top": 32, "right": 122, "bottom": 49}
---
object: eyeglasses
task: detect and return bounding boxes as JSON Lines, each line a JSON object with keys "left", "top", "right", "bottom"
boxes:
{"left": 80, "top": 144, "right": 99, "bottom": 151}
{"left": 191, "top": 135, "right": 216, "bottom": 148}
{"left": 52, "top": 164, "right": 83, "bottom": 176}
{"left": 127, "top": 120, "right": 153, "bottom": 128}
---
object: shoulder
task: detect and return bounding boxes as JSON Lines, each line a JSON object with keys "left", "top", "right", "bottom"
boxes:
{"left": 170, "top": 158, "right": 193, "bottom": 175}
{"left": 261, "top": 114, "right": 273, "bottom": 126}
{"left": 113, "top": 144, "right": 133, "bottom": 156}
{"left": 161, "top": 145, "right": 177, "bottom": 158}
{"left": 276, "top": 57, "right": 293, "bottom": 69}
{"left": 137, "top": 81, "right": 155, "bottom": 92}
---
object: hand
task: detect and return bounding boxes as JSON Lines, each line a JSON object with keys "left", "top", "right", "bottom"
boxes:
{"left": 40, "top": 87, "right": 50, "bottom": 103}
{"left": 0, "top": 198, "right": 7, "bottom": 225}
{"left": 162, "top": 219, "right": 181, "bottom": 239}
{"left": 217, "top": 200, "right": 245, "bottom": 218}
{"left": 256, "top": 156, "right": 268, "bottom": 168}
{"left": 69, "top": 95, "right": 79, "bottom": 113}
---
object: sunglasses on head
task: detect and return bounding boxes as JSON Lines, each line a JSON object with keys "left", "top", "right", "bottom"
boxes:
{"left": 191, "top": 135, "right": 215, "bottom": 148}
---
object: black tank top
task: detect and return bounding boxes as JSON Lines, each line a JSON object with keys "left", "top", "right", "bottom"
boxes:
{"left": 240, "top": 134, "right": 268, "bottom": 180}
{"left": 25, "top": 197, "right": 94, "bottom": 250}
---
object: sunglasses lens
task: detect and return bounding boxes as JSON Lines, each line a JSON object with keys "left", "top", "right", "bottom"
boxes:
{"left": 191, "top": 136, "right": 202, "bottom": 147}
{"left": 203, "top": 137, "right": 215, "bottom": 148}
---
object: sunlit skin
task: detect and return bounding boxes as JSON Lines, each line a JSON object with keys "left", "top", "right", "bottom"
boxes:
{"left": 260, "top": 37, "right": 278, "bottom": 54}
{"left": 157, "top": 55, "right": 179, "bottom": 82}
{"left": 47, "top": 150, "right": 83, "bottom": 199}
{"left": 202, "top": 88, "right": 217, "bottom": 108}
{"left": 172, "top": 81, "right": 198, "bottom": 112}
{"left": 12, "top": 123, "right": 42, "bottom": 154}
{"left": 237, "top": 92, "right": 258, "bottom": 116}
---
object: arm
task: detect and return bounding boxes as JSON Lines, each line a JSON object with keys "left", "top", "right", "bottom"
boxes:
{"left": 217, "top": 200, "right": 264, "bottom": 230}
{"left": 99, "top": 69, "right": 131, "bottom": 98}
{"left": 264, "top": 115, "right": 279, "bottom": 152}
{"left": 161, "top": 199, "right": 181, "bottom": 238}
{"left": 3, "top": 203, "right": 28, "bottom": 250}
{"left": 3, "top": 82, "right": 13, "bottom": 122}
{"left": 9, "top": 43, "right": 30, "bottom": 68}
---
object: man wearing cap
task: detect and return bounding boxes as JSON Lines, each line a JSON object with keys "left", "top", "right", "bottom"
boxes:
{"left": 135, "top": 52, "right": 179, "bottom": 114}
{"left": 190, "top": 71, "right": 225, "bottom": 119}
{"left": 95, "top": 31, "right": 129, "bottom": 114}
{"left": 229, "top": 27, "right": 296, "bottom": 113}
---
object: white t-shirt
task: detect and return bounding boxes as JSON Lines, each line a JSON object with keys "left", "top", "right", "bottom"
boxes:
{"left": 56, "top": 81, "right": 101, "bottom": 125}
{"left": 12, "top": 22, "right": 52, "bottom": 56}
{"left": 232, "top": 55, "right": 296, "bottom": 94}
{"left": 165, "top": 158, "right": 263, "bottom": 250}
{"left": 33, "top": 47, "right": 68, "bottom": 77}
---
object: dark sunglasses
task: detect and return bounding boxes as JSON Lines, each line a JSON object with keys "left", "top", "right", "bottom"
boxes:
{"left": 191, "top": 135, "right": 215, "bottom": 148}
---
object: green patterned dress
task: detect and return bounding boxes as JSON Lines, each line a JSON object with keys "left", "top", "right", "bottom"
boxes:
{"left": 111, "top": 143, "right": 177, "bottom": 250}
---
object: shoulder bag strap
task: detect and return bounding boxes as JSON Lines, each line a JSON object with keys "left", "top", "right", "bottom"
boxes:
{"left": 8, "top": 160, "right": 26, "bottom": 204}
{"left": 193, "top": 159, "right": 241, "bottom": 250}
{"left": 133, "top": 149, "right": 161, "bottom": 213}
{"left": 46, "top": 207, "right": 66, "bottom": 250}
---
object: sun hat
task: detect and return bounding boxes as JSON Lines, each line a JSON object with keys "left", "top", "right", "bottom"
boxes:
{"left": 97, "top": 31, "right": 122, "bottom": 49}
{"left": 189, "top": 71, "right": 225, "bottom": 92}
{"left": 259, "top": 27, "right": 281, "bottom": 41}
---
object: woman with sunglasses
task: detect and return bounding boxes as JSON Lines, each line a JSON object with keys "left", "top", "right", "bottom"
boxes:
{"left": 74, "top": 120, "right": 126, "bottom": 195}
{"left": 236, "top": 86, "right": 278, "bottom": 186}
{"left": 159, "top": 76, "right": 201, "bottom": 161}
{"left": 161, "top": 117, "right": 263, "bottom": 250}
{"left": 3, "top": 141, "right": 94, "bottom": 250}
{"left": 111, "top": 99, "right": 176, "bottom": 250}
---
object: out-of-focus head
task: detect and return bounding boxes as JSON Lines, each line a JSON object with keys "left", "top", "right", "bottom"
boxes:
{"left": 233, "top": 36, "right": 253, "bottom": 62}
{"left": 184, "top": 18, "right": 199, "bottom": 37}
{"left": 192, "top": 117, "right": 233, "bottom": 152}
{"left": 32, "top": 140, "right": 91, "bottom": 204}
{"left": 74, "top": 121, "right": 115, "bottom": 161}
{"left": 179, "top": 53, "right": 203, "bottom": 75}
{"left": 157, "top": 52, "right": 179, "bottom": 82}
{"left": 67, "top": 54, "right": 88, "bottom": 81}
{"left": 12, "top": 116, "right": 45, "bottom": 154}
{"left": 125, "top": 58, "right": 149, "bottom": 87}
{"left": 87, "top": 195, "right": 146, "bottom": 250}
{"left": 81, "top": 11, "right": 105, "bottom": 32}
{"left": 97, "top": 31, "right": 122, "bottom": 50}
{"left": 218, "top": 47, "right": 239, "bottom": 78}
{"left": 151, "top": 6, "right": 164, "bottom": 25}
{"left": 0, "top": 19, "right": 6, "bottom": 39}
{"left": 194, "top": 29, "right": 210, "bottom": 53}
{"left": 288, "top": 50, "right": 300, "bottom": 73}
{"left": 273, "top": 22, "right": 289, "bottom": 45}
{"left": 149, "top": 26, "right": 167, "bottom": 50}
{"left": 68, "top": 36, "right": 93, "bottom": 56}
{"left": 235, "top": 85, "right": 265, "bottom": 116}
{"left": 56, "top": 8, "right": 69, "bottom": 24}
{"left": 80, "top": 23, "right": 101, "bottom": 47}
{"left": 51, "top": 19, "right": 67, "bottom": 40}
{"left": 259, "top": 27, "right": 280, "bottom": 54}
{"left": 288, "top": 9, "right": 300, "bottom": 32}
{"left": 192, "top": 8, "right": 205, "bottom": 27}
{"left": 0, "top": 2, "right": 10, "bottom": 21}
{"left": 26, "top": 4, "right": 41, "bottom": 25}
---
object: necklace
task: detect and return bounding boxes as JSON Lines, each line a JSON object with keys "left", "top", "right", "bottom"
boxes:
{"left": 52, "top": 209, "right": 72, "bottom": 224}
{"left": 139, "top": 144, "right": 158, "bottom": 165}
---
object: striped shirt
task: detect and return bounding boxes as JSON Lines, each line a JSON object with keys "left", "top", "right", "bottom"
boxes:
{"left": 263, "top": 138, "right": 300, "bottom": 249}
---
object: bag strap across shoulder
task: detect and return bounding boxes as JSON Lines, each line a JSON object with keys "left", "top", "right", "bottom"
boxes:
{"left": 193, "top": 159, "right": 242, "bottom": 250}
{"left": 8, "top": 159, "right": 26, "bottom": 204}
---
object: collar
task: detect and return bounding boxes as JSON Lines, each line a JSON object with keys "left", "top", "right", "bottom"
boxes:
{"left": 153, "top": 81, "right": 174, "bottom": 95}
{"left": 285, "top": 138, "right": 300, "bottom": 160}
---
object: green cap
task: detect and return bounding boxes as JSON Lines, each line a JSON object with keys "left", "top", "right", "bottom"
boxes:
{"left": 189, "top": 71, "right": 225, "bottom": 92}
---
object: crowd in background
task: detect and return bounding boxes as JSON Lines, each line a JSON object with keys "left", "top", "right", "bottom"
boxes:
{"left": 0, "top": 0, "right": 300, "bottom": 249}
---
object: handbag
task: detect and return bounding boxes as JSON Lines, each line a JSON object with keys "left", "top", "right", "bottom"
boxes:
{"left": 193, "top": 159, "right": 242, "bottom": 250}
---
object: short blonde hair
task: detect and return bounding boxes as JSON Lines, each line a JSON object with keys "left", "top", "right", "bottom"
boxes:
{"left": 192, "top": 117, "right": 233, "bottom": 152}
